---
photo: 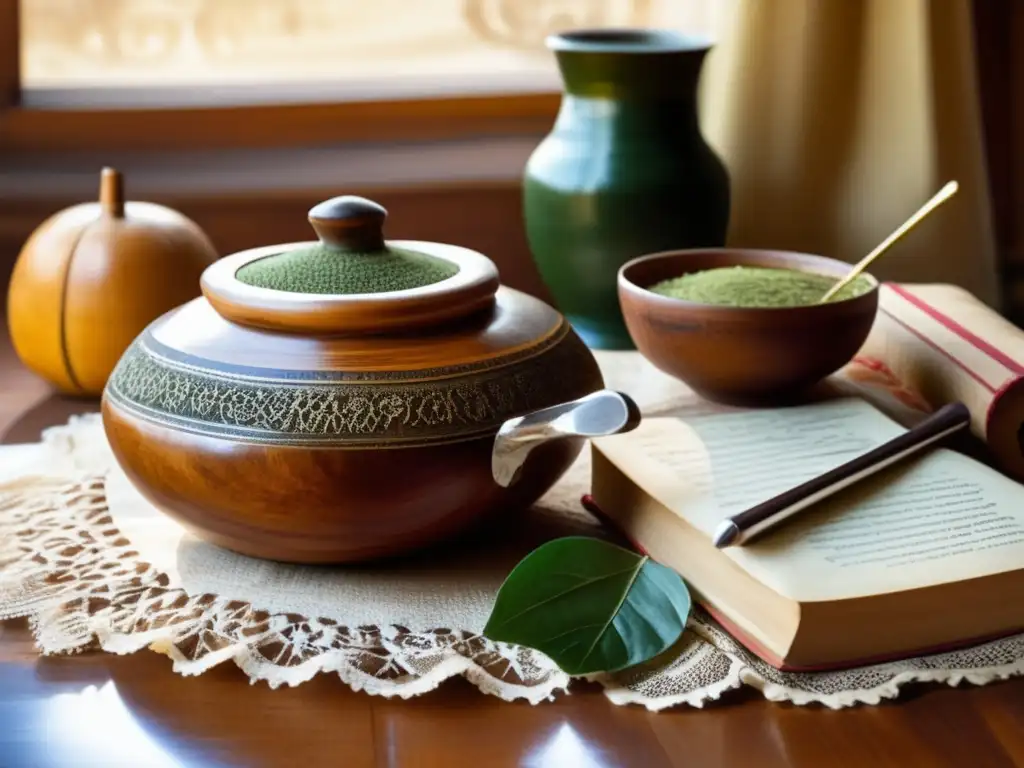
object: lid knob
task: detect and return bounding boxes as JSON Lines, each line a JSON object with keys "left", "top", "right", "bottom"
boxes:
{"left": 308, "top": 196, "right": 387, "bottom": 252}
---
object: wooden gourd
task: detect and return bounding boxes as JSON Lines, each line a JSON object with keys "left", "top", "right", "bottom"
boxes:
{"left": 7, "top": 168, "right": 219, "bottom": 396}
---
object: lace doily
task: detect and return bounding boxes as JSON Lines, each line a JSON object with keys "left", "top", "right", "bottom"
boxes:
{"left": 1, "top": 412, "right": 1023, "bottom": 711}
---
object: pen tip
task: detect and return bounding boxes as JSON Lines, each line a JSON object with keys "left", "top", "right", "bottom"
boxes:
{"left": 712, "top": 520, "right": 739, "bottom": 549}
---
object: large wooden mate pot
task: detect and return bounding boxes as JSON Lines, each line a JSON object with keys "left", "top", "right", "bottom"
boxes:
{"left": 101, "top": 195, "right": 638, "bottom": 563}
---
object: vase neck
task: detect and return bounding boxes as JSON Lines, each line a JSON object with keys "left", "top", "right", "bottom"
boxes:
{"left": 550, "top": 30, "right": 711, "bottom": 100}
{"left": 552, "top": 94, "right": 702, "bottom": 140}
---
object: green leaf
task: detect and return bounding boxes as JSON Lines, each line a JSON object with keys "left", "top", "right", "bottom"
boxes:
{"left": 482, "top": 536, "right": 691, "bottom": 675}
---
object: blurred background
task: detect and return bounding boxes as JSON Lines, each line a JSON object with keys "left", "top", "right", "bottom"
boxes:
{"left": 0, "top": 0, "right": 1020, "bottom": 317}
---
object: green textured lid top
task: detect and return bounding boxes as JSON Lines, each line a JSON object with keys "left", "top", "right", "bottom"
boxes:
{"left": 235, "top": 196, "right": 459, "bottom": 295}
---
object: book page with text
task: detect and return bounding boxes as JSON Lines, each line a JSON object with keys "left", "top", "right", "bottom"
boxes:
{"left": 593, "top": 398, "right": 1024, "bottom": 601}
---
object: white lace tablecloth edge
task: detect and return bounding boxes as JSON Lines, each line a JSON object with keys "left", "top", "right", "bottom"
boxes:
{"left": 0, "top": 414, "right": 1022, "bottom": 712}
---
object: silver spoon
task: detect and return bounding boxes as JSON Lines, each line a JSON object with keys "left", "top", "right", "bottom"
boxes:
{"left": 491, "top": 390, "right": 641, "bottom": 488}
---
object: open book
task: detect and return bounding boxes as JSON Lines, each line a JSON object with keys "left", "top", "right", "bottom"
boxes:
{"left": 591, "top": 398, "right": 1024, "bottom": 670}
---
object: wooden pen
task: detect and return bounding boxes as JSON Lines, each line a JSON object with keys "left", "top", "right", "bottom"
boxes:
{"left": 712, "top": 402, "right": 972, "bottom": 548}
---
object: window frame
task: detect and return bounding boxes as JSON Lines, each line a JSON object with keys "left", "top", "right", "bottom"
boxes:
{"left": 0, "top": 0, "right": 560, "bottom": 152}
{"left": 1, "top": 0, "right": 17, "bottom": 111}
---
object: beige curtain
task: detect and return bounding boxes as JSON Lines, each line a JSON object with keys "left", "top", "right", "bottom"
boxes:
{"left": 699, "top": 0, "right": 999, "bottom": 307}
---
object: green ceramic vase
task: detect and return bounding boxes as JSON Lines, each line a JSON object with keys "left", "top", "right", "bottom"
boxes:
{"left": 524, "top": 30, "right": 730, "bottom": 349}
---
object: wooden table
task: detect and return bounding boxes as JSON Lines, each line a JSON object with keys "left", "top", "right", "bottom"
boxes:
{"left": 2, "top": 330, "right": 1024, "bottom": 768}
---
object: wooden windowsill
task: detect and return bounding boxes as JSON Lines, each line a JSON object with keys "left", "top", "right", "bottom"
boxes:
{"left": 19, "top": 70, "right": 563, "bottom": 109}
{"left": 0, "top": 89, "right": 561, "bottom": 152}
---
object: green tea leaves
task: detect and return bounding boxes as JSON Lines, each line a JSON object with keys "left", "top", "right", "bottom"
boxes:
{"left": 483, "top": 537, "right": 691, "bottom": 675}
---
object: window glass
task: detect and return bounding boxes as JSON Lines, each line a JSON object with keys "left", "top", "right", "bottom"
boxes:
{"left": 20, "top": 0, "right": 734, "bottom": 90}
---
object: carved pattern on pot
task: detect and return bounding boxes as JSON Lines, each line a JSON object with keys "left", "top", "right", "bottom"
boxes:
{"left": 105, "top": 324, "right": 597, "bottom": 446}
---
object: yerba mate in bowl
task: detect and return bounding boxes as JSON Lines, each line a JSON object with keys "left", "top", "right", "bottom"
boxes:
{"left": 618, "top": 249, "right": 879, "bottom": 405}
{"left": 649, "top": 265, "right": 873, "bottom": 308}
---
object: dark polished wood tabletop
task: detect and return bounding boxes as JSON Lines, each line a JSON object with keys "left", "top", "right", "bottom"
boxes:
{"left": 2, "top": 328, "right": 1024, "bottom": 768}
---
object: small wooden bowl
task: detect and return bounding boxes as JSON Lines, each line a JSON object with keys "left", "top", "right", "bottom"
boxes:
{"left": 618, "top": 249, "right": 879, "bottom": 405}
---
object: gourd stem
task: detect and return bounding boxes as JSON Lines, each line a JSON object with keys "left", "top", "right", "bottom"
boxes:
{"left": 99, "top": 167, "right": 125, "bottom": 218}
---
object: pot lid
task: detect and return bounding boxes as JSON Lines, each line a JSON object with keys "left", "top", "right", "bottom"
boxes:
{"left": 235, "top": 197, "right": 459, "bottom": 295}
{"left": 201, "top": 195, "right": 499, "bottom": 335}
